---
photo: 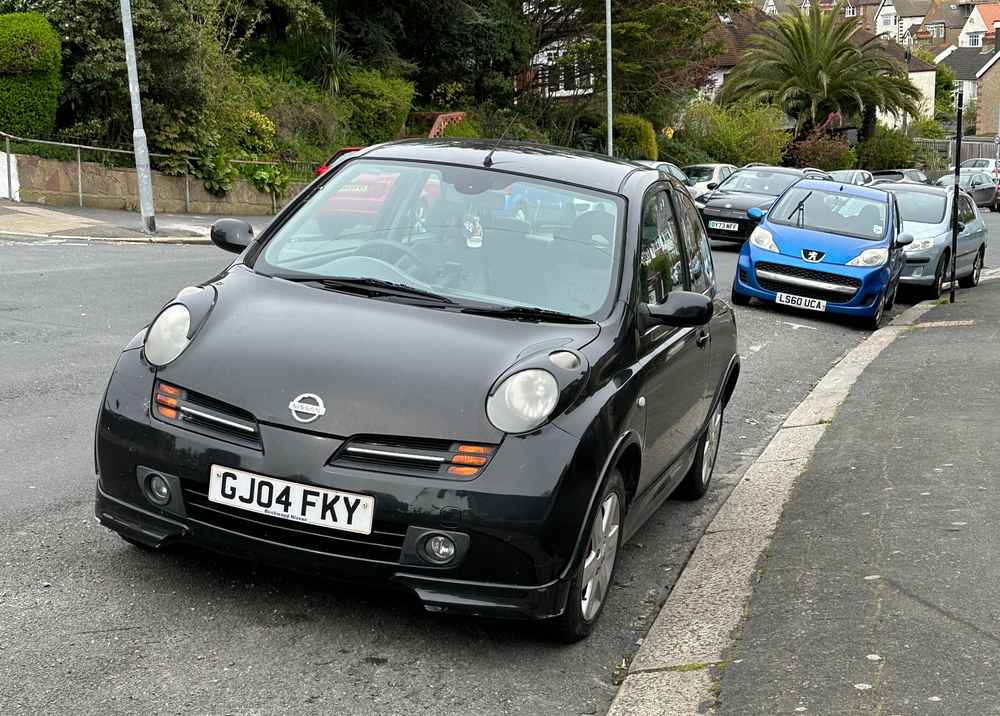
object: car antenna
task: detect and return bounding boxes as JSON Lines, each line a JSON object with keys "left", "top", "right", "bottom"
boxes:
{"left": 483, "top": 115, "right": 518, "bottom": 168}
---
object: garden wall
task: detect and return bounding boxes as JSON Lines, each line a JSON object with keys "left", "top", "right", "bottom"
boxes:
{"left": 11, "top": 155, "right": 308, "bottom": 215}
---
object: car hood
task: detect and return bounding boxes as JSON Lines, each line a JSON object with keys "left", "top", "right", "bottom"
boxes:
{"left": 155, "top": 268, "right": 600, "bottom": 442}
{"left": 701, "top": 191, "right": 778, "bottom": 212}
{"left": 902, "top": 221, "right": 949, "bottom": 242}
{"left": 767, "top": 223, "right": 886, "bottom": 265}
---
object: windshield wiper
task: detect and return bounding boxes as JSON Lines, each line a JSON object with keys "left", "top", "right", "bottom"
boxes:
{"left": 786, "top": 191, "right": 812, "bottom": 227}
{"left": 459, "top": 305, "right": 594, "bottom": 324}
{"left": 277, "top": 275, "right": 456, "bottom": 304}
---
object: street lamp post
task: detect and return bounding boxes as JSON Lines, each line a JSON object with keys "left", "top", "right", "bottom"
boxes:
{"left": 120, "top": 0, "right": 156, "bottom": 233}
{"left": 950, "top": 88, "right": 963, "bottom": 304}
{"left": 605, "top": 0, "right": 613, "bottom": 157}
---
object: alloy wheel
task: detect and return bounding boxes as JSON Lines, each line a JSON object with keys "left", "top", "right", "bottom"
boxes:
{"left": 580, "top": 492, "right": 621, "bottom": 621}
{"left": 702, "top": 402, "right": 723, "bottom": 487}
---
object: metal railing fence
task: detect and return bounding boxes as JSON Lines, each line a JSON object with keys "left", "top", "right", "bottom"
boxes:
{"left": 1, "top": 130, "right": 319, "bottom": 213}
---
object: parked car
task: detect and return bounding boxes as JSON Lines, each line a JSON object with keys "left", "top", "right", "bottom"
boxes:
{"left": 633, "top": 160, "right": 693, "bottom": 188}
{"left": 870, "top": 168, "right": 929, "bottom": 184}
{"left": 830, "top": 169, "right": 874, "bottom": 186}
{"left": 953, "top": 157, "right": 1000, "bottom": 186}
{"left": 883, "top": 182, "right": 988, "bottom": 298}
{"left": 684, "top": 163, "right": 738, "bottom": 199}
{"left": 696, "top": 166, "right": 832, "bottom": 243}
{"left": 314, "top": 146, "right": 363, "bottom": 176}
{"left": 935, "top": 170, "right": 998, "bottom": 211}
{"left": 94, "top": 140, "right": 740, "bottom": 642}
{"left": 730, "top": 179, "right": 910, "bottom": 329}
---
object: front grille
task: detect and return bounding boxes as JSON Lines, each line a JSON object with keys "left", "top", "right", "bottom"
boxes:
{"left": 755, "top": 261, "right": 861, "bottom": 304}
{"left": 152, "top": 382, "right": 262, "bottom": 450}
{"left": 329, "top": 436, "right": 497, "bottom": 479}
{"left": 182, "top": 482, "right": 408, "bottom": 563}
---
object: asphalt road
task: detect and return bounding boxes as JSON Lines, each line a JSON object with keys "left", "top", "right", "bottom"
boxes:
{"left": 1, "top": 223, "right": 997, "bottom": 715}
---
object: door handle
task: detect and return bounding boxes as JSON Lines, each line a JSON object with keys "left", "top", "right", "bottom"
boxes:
{"left": 696, "top": 329, "right": 710, "bottom": 348}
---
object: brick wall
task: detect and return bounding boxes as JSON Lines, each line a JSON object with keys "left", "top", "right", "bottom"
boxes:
{"left": 976, "top": 64, "right": 1000, "bottom": 136}
{"left": 13, "top": 155, "right": 308, "bottom": 215}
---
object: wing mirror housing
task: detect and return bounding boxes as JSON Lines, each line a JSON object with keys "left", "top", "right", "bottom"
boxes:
{"left": 643, "top": 291, "right": 714, "bottom": 328}
{"left": 955, "top": 220, "right": 966, "bottom": 233}
{"left": 747, "top": 206, "right": 765, "bottom": 221}
{"left": 895, "top": 233, "right": 913, "bottom": 247}
{"left": 706, "top": 182, "right": 719, "bottom": 191}
{"left": 210, "top": 219, "right": 254, "bottom": 254}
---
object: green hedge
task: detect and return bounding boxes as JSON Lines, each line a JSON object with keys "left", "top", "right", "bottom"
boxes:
{"left": 611, "top": 114, "right": 658, "bottom": 160}
{"left": 657, "top": 137, "right": 713, "bottom": 166}
{"left": 0, "top": 13, "right": 60, "bottom": 75}
{"left": 343, "top": 69, "right": 415, "bottom": 145}
{"left": 441, "top": 115, "right": 483, "bottom": 138}
{"left": 856, "top": 126, "right": 915, "bottom": 170}
{"left": 0, "top": 12, "right": 61, "bottom": 137}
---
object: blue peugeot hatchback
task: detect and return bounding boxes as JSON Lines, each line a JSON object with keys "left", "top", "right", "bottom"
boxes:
{"left": 730, "top": 179, "right": 912, "bottom": 329}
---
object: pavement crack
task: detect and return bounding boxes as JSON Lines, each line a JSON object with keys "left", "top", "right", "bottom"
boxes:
{"left": 882, "top": 576, "right": 1000, "bottom": 647}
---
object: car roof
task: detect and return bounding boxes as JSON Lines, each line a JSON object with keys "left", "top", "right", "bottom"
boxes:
{"left": 794, "top": 178, "right": 889, "bottom": 201}
{"left": 358, "top": 139, "right": 646, "bottom": 193}
{"left": 877, "top": 182, "right": 952, "bottom": 197}
{"left": 738, "top": 165, "right": 822, "bottom": 176}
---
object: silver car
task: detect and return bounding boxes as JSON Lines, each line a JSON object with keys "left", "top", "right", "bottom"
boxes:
{"left": 830, "top": 169, "right": 874, "bottom": 186}
{"left": 883, "top": 182, "right": 988, "bottom": 298}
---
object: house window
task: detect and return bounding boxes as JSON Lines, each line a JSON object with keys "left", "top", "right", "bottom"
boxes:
{"left": 969, "top": 32, "right": 983, "bottom": 47}
{"left": 763, "top": 0, "right": 777, "bottom": 15}
{"left": 845, "top": 4, "right": 857, "bottom": 18}
{"left": 929, "top": 23, "right": 944, "bottom": 39}
{"left": 882, "top": 13, "right": 896, "bottom": 28}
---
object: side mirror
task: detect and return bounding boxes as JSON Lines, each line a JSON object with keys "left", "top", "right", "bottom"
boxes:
{"left": 895, "top": 233, "right": 913, "bottom": 247}
{"left": 746, "top": 207, "right": 765, "bottom": 221}
{"left": 644, "top": 291, "right": 714, "bottom": 328}
{"left": 706, "top": 182, "right": 719, "bottom": 191}
{"left": 210, "top": 218, "right": 254, "bottom": 254}
{"left": 956, "top": 220, "right": 966, "bottom": 233}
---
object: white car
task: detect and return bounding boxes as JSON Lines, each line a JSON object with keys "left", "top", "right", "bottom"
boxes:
{"left": 683, "top": 163, "right": 737, "bottom": 199}
{"left": 829, "top": 169, "right": 874, "bottom": 186}
{"left": 953, "top": 158, "right": 1000, "bottom": 186}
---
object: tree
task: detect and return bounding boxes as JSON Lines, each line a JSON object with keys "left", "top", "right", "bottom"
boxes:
{"left": 720, "top": 0, "right": 920, "bottom": 140}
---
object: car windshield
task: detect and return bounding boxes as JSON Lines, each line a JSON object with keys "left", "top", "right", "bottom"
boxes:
{"left": 253, "top": 159, "right": 624, "bottom": 319}
{"left": 768, "top": 186, "right": 888, "bottom": 240}
{"left": 962, "top": 159, "right": 987, "bottom": 168}
{"left": 938, "top": 173, "right": 981, "bottom": 188}
{"left": 716, "top": 170, "right": 798, "bottom": 196}
{"left": 894, "top": 190, "right": 947, "bottom": 224}
{"left": 685, "top": 165, "right": 715, "bottom": 181}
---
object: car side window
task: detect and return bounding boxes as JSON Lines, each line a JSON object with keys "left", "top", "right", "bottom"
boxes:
{"left": 674, "top": 191, "right": 714, "bottom": 293}
{"left": 640, "top": 190, "right": 685, "bottom": 305}
{"left": 960, "top": 196, "right": 976, "bottom": 224}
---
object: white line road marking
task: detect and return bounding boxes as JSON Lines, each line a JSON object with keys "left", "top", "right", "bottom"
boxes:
{"left": 608, "top": 300, "right": 938, "bottom": 716}
{"left": 780, "top": 321, "right": 818, "bottom": 331}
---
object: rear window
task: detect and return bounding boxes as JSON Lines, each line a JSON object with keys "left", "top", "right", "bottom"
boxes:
{"left": 894, "top": 190, "right": 947, "bottom": 224}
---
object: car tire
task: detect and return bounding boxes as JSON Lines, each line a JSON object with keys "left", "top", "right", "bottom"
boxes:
{"left": 730, "top": 285, "right": 751, "bottom": 306}
{"left": 547, "top": 469, "right": 626, "bottom": 643}
{"left": 674, "top": 399, "right": 724, "bottom": 501}
{"left": 863, "top": 289, "right": 888, "bottom": 330}
{"left": 926, "top": 254, "right": 948, "bottom": 299}
{"left": 885, "top": 280, "right": 898, "bottom": 310}
{"left": 959, "top": 247, "right": 985, "bottom": 288}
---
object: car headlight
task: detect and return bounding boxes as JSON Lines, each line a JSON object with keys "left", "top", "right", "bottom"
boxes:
{"left": 749, "top": 226, "right": 779, "bottom": 252}
{"left": 143, "top": 304, "right": 191, "bottom": 367}
{"left": 846, "top": 248, "right": 889, "bottom": 267}
{"left": 904, "top": 237, "right": 937, "bottom": 253}
{"left": 694, "top": 199, "right": 706, "bottom": 209}
{"left": 486, "top": 369, "right": 559, "bottom": 434}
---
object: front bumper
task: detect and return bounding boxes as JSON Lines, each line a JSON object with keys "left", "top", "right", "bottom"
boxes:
{"left": 734, "top": 249, "right": 889, "bottom": 317}
{"left": 899, "top": 247, "right": 944, "bottom": 286}
{"left": 94, "top": 349, "right": 592, "bottom": 620}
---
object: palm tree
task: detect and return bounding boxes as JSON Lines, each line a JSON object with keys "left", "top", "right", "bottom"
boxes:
{"left": 720, "top": 1, "right": 921, "bottom": 140}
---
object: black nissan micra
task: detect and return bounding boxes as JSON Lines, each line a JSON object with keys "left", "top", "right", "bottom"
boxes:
{"left": 95, "top": 140, "right": 739, "bottom": 641}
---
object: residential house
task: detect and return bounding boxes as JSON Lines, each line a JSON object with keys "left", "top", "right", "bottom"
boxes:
{"left": 910, "top": 2, "right": 968, "bottom": 53}
{"left": 957, "top": 2, "right": 1000, "bottom": 45}
{"left": 938, "top": 27, "right": 1000, "bottom": 133}
{"left": 874, "top": 0, "right": 934, "bottom": 43}
{"left": 754, "top": 0, "right": 881, "bottom": 31}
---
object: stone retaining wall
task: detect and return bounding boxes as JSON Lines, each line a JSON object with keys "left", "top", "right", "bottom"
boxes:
{"left": 14, "top": 155, "right": 308, "bottom": 215}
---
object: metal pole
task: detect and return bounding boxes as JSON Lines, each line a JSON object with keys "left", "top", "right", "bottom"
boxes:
{"left": 4, "top": 136, "right": 11, "bottom": 201}
{"left": 605, "top": 0, "right": 613, "bottom": 157}
{"left": 184, "top": 165, "right": 191, "bottom": 213}
{"left": 76, "top": 147, "right": 83, "bottom": 207}
{"left": 950, "top": 89, "right": 963, "bottom": 304}
{"left": 120, "top": 0, "right": 156, "bottom": 233}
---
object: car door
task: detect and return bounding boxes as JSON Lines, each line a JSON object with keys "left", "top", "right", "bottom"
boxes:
{"left": 958, "top": 195, "right": 985, "bottom": 273}
{"left": 634, "top": 187, "right": 711, "bottom": 501}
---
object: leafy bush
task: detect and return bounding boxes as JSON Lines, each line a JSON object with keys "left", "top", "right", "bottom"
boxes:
{"left": 441, "top": 115, "right": 483, "bottom": 138}
{"left": 610, "top": 114, "right": 658, "bottom": 160}
{"left": 0, "top": 12, "right": 60, "bottom": 136}
{"left": 192, "top": 152, "right": 240, "bottom": 197}
{"left": 681, "top": 100, "right": 790, "bottom": 166}
{"left": 855, "top": 126, "right": 915, "bottom": 170}
{"left": 238, "top": 110, "right": 276, "bottom": 154}
{"left": 342, "top": 68, "right": 415, "bottom": 144}
{"left": 242, "top": 163, "right": 291, "bottom": 198}
{"left": 910, "top": 117, "right": 946, "bottom": 139}
{"left": 657, "top": 137, "right": 713, "bottom": 166}
{"left": 962, "top": 101, "right": 977, "bottom": 136}
{"left": 0, "top": 12, "right": 60, "bottom": 74}
{"left": 790, "top": 131, "right": 855, "bottom": 171}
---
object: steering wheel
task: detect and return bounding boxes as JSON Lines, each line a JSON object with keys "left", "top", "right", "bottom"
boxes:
{"left": 354, "top": 240, "right": 433, "bottom": 280}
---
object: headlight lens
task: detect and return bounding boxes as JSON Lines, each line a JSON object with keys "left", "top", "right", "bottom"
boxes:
{"left": 486, "top": 369, "right": 559, "bottom": 433}
{"left": 846, "top": 248, "right": 889, "bottom": 267}
{"left": 143, "top": 304, "right": 191, "bottom": 367}
{"left": 749, "top": 226, "right": 779, "bottom": 252}
{"left": 904, "top": 237, "right": 937, "bottom": 253}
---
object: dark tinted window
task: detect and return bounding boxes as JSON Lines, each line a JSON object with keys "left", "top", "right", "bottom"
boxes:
{"left": 960, "top": 195, "right": 976, "bottom": 224}
{"left": 640, "top": 190, "right": 684, "bottom": 304}
{"left": 675, "top": 192, "right": 714, "bottom": 293}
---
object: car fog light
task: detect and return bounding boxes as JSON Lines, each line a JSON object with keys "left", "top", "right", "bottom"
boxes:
{"left": 146, "top": 473, "right": 171, "bottom": 506}
{"left": 423, "top": 534, "right": 456, "bottom": 564}
{"left": 912, "top": 267, "right": 924, "bottom": 277}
